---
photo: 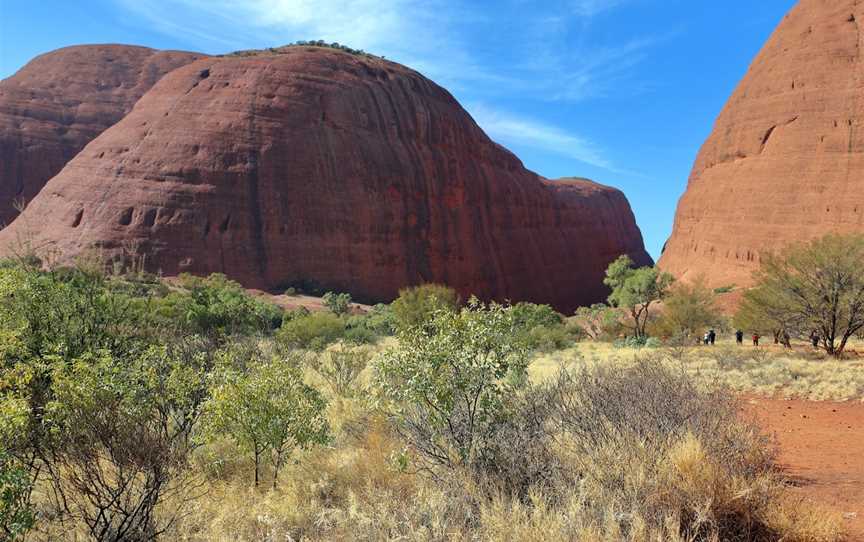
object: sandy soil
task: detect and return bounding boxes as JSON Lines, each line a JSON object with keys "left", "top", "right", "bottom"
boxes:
{"left": 745, "top": 397, "right": 864, "bottom": 540}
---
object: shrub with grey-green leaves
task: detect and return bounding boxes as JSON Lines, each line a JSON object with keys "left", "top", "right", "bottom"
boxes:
{"left": 375, "top": 298, "right": 530, "bottom": 475}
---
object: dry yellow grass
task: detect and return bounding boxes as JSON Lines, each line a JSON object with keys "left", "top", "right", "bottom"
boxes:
{"left": 25, "top": 338, "right": 849, "bottom": 542}
{"left": 531, "top": 341, "right": 864, "bottom": 402}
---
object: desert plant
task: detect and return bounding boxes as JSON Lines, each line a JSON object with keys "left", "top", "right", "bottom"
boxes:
{"left": 277, "top": 312, "right": 346, "bottom": 351}
{"left": 390, "top": 284, "right": 459, "bottom": 331}
{"left": 204, "top": 355, "right": 330, "bottom": 487}
{"left": 375, "top": 298, "right": 529, "bottom": 472}
{"left": 604, "top": 256, "right": 675, "bottom": 339}
{"left": 573, "top": 303, "right": 622, "bottom": 341}
{"left": 42, "top": 345, "right": 208, "bottom": 541}
{"left": 736, "top": 233, "right": 864, "bottom": 357}
{"left": 322, "top": 291, "right": 352, "bottom": 315}
{"left": 652, "top": 276, "right": 724, "bottom": 341}
{"left": 307, "top": 347, "right": 371, "bottom": 397}
{"left": 0, "top": 450, "right": 33, "bottom": 541}
{"left": 156, "top": 274, "right": 283, "bottom": 337}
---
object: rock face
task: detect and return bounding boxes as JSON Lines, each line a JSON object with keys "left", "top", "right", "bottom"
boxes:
{"left": 0, "top": 47, "right": 650, "bottom": 312}
{"left": 0, "top": 44, "right": 203, "bottom": 227}
{"left": 660, "top": 0, "right": 864, "bottom": 288}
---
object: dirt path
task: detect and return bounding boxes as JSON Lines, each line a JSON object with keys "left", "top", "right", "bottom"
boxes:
{"left": 744, "top": 397, "right": 864, "bottom": 540}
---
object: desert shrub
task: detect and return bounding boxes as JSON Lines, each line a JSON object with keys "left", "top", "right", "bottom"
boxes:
{"left": 523, "top": 324, "right": 575, "bottom": 352}
{"left": 714, "top": 284, "right": 736, "bottom": 294}
{"left": 390, "top": 284, "right": 459, "bottom": 331}
{"left": 0, "top": 262, "right": 142, "bottom": 363}
{"left": 204, "top": 354, "right": 330, "bottom": 487}
{"left": 42, "top": 345, "right": 209, "bottom": 541}
{"left": 322, "top": 291, "right": 352, "bottom": 315}
{"left": 277, "top": 312, "right": 346, "bottom": 351}
{"left": 343, "top": 324, "right": 376, "bottom": 345}
{"left": 361, "top": 303, "right": 397, "bottom": 336}
{"left": 547, "top": 357, "right": 778, "bottom": 537}
{"left": 510, "top": 303, "right": 563, "bottom": 329}
{"left": 376, "top": 298, "right": 529, "bottom": 475}
{"left": 306, "top": 347, "right": 371, "bottom": 398}
{"left": 0, "top": 450, "right": 33, "bottom": 541}
{"left": 573, "top": 303, "right": 624, "bottom": 341}
{"left": 651, "top": 276, "right": 724, "bottom": 341}
{"left": 604, "top": 255, "right": 675, "bottom": 339}
{"left": 154, "top": 274, "right": 283, "bottom": 337}
{"left": 510, "top": 303, "right": 575, "bottom": 352}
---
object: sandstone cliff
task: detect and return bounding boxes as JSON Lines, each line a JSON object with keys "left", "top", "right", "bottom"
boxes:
{"left": 660, "top": 0, "right": 864, "bottom": 287}
{"left": 0, "top": 44, "right": 203, "bottom": 227}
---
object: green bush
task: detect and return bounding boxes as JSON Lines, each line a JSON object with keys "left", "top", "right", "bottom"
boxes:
{"left": 323, "top": 291, "right": 352, "bottom": 315}
{"left": 204, "top": 354, "right": 329, "bottom": 487}
{"left": 524, "top": 324, "right": 575, "bottom": 352}
{"left": 510, "top": 303, "right": 572, "bottom": 352}
{"left": 376, "top": 298, "right": 529, "bottom": 471}
{"left": 0, "top": 450, "right": 33, "bottom": 541}
{"left": 391, "top": 284, "right": 459, "bottom": 331}
{"left": 510, "top": 303, "right": 563, "bottom": 329}
{"left": 153, "top": 274, "right": 283, "bottom": 337}
{"left": 277, "top": 312, "right": 346, "bottom": 351}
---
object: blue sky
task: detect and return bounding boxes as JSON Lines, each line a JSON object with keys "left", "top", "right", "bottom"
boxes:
{"left": 0, "top": 0, "right": 797, "bottom": 259}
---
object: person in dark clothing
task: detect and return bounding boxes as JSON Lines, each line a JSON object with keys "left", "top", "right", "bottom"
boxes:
{"left": 735, "top": 330, "right": 744, "bottom": 345}
{"left": 810, "top": 331, "right": 820, "bottom": 349}
{"left": 708, "top": 329, "right": 716, "bottom": 345}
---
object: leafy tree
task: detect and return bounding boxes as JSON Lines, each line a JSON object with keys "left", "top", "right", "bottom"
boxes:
{"left": 391, "top": 284, "right": 459, "bottom": 331}
{"left": 277, "top": 312, "right": 346, "bottom": 351}
{"left": 204, "top": 355, "right": 329, "bottom": 487}
{"left": 375, "top": 298, "right": 529, "bottom": 470}
{"left": 652, "top": 277, "right": 723, "bottom": 341}
{"left": 322, "top": 291, "right": 352, "bottom": 316}
{"left": 735, "top": 234, "right": 864, "bottom": 357}
{"left": 574, "top": 303, "right": 622, "bottom": 341}
{"left": 603, "top": 256, "right": 674, "bottom": 339}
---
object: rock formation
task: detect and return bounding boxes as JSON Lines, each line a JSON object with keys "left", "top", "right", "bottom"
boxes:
{"left": 660, "top": 0, "right": 864, "bottom": 288}
{"left": 0, "top": 44, "right": 203, "bottom": 227}
{"left": 0, "top": 46, "right": 650, "bottom": 312}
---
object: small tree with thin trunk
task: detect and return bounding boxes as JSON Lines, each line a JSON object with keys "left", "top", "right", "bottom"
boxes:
{"left": 603, "top": 256, "right": 675, "bottom": 340}
{"left": 204, "top": 354, "right": 329, "bottom": 488}
{"left": 737, "top": 234, "right": 864, "bottom": 358}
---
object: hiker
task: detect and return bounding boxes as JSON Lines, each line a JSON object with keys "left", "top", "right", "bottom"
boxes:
{"left": 735, "top": 329, "right": 744, "bottom": 345}
{"left": 781, "top": 330, "right": 791, "bottom": 348}
{"left": 708, "top": 329, "right": 716, "bottom": 345}
{"left": 752, "top": 332, "right": 760, "bottom": 346}
{"left": 703, "top": 331, "right": 710, "bottom": 345}
{"left": 810, "top": 330, "right": 820, "bottom": 349}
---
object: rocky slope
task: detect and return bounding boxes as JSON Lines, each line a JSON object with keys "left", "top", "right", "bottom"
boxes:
{"left": 659, "top": 0, "right": 864, "bottom": 287}
{"left": 0, "top": 46, "right": 650, "bottom": 312}
{"left": 0, "top": 44, "right": 203, "bottom": 227}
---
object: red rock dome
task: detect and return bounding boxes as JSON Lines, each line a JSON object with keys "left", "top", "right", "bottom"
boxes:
{"left": 0, "top": 44, "right": 203, "bottom": 227}
{"left": 0, "top": 46, "right": 650, "bottom": 311}
{"left": 660, "top": 0, "right": 864, "bottom": 287}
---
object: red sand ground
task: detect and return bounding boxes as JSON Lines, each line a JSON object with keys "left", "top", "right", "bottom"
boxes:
{"left": 745, "top": 397, "right": 864, "bottom": 539}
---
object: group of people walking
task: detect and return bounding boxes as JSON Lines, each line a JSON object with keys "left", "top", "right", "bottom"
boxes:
{"left": 700, "top": 329, "right": 822, "bottom": 348}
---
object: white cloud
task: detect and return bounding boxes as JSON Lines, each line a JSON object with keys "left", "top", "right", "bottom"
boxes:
{"left": 467, "top": 104, "right": 614, "bottom": 170}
